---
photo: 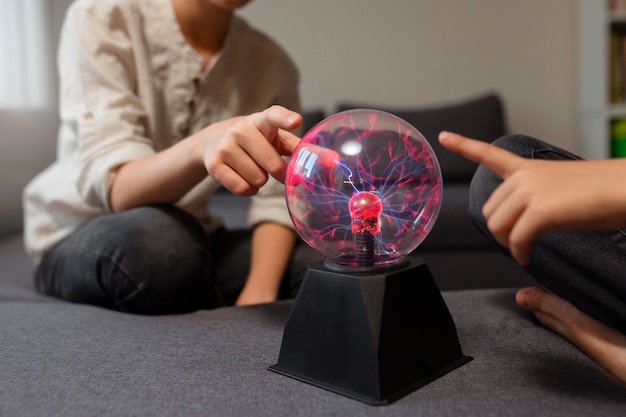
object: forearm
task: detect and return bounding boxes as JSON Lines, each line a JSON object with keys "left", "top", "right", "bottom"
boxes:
{"left": 236, "top": 222, "right": 296, "bottom": 305}
{"left": 109, "top": 108, "right": 301, "bottom": 212}
{"left": 109, "top": 134, "right": 206, "bottom": 212}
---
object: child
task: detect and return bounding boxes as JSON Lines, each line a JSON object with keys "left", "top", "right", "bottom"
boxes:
{"left": 439, "top": 131, "right": 626, "bottom": 384}
{"left": 24, "top": 0, "right": 322, "bottom": 314}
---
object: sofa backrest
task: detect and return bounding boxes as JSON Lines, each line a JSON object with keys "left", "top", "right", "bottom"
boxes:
{"left": 0, "top": 108, "right": 59, "bottom": 238}
{"left": 336, "top": 93, "right": 507, "bottom": 183}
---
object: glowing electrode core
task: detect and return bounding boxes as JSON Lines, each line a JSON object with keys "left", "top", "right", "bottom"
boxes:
{"left": 349, "top": 191, "right": 382, "bottom": 235}
{"left": 349, "top": 191, "right": 382, "bottom": 263}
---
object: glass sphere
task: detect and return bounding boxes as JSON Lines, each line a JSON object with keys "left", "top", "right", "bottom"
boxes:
{"left": 286, "top": 109, "right": 442, "bottom": 267}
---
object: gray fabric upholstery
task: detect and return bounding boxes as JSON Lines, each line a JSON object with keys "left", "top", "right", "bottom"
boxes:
{"left": 302, "top": 109, "right": 326, "bottom": 134}
{"left": 0, "top": 235, "right": 52, "bottom": 302}
{"left": 0, "top": 108, "right": 58, "bottom": 238}
{"left": 1, "top": 289, "right": 624, "bottom": 416}
{"left": 421, "top": 183, "right": 492, "bottom": 249}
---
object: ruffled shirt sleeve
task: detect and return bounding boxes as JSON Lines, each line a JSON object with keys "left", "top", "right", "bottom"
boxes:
{"left": 59, "top": 1, "right": 156, "bottom": 211}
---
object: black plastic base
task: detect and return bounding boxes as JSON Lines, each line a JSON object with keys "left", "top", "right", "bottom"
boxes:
{"left": 268, "top": 257, "right": 472, "bottom": 405}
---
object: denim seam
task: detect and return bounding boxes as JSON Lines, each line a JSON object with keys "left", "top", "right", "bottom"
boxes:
{"left": 70, "top": 244, "right": 151, "bottom": 310}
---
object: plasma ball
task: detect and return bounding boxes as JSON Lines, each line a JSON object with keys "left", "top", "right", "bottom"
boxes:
{"left": 284, "top": 108, "right": 443, "bottom": 267}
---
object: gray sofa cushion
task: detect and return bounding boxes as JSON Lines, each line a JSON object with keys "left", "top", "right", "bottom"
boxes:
{"left": 302, "top": 109, "right": 325, "bottom": 134}
{"left": 420, "top": 183, "right": 491, "bottom": 249}
{"left": 1, "top": 289, "right": 624, "bottom": 416}
{"left": 337, "top": 93, "right": 507, "bottom": 183}
{"left": 0, "top": 108, "right": 58, "bottom": 237}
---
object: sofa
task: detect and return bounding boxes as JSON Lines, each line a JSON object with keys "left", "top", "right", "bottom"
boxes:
{"left": 1, "top": 95, "right": 625, "bottom": 416}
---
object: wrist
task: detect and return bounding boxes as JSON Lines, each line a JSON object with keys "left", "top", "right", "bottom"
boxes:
{"left": 236, "top": 283, "right": 279, "bottom": 306}
{"left": 188, "top": 130, "right": 207, "bottom": 173}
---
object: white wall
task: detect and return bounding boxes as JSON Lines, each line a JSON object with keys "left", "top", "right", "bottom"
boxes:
{"left": 46, "top": 0, "right": 578, "bottom": 152}
{"left": 240, "top": 0, "right": 578, "bottom": 152}
{"left": 45, "top": 0, "right": 74, "bottom": 105}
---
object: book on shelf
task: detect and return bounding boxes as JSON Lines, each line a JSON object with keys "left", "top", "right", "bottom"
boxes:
{"left": 610, "top": 32, "right": 626, "bottom": 104}
{"left": 609, "top": 27, "right": 626, "bottom": 105}
{"left": 611, "top": 118, "right": 626, "bottom": 157}
{"left": 611, "top": 31, "right": 623, "bottom": 104}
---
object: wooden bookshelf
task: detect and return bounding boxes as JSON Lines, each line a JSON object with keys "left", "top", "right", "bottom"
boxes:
{"left": 578, "top": 0, "right": 626, "bottom": 158}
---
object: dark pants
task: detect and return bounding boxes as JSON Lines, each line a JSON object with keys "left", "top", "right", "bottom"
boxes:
{"left": 469, "top": 135, "right": 626, "bottom": 334}
{"left": 35, "top": 205, "right": 323, "bottom": 315}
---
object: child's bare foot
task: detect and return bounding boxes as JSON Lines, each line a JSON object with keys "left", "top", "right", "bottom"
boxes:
{"left": 516, "top": 286, "right": 626, "bottom": 384}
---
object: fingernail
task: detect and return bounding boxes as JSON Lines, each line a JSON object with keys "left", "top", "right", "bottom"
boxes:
{"left": 287, "top": 114, "right": 299, "bottom": 125}
{"left": 438, "top": 131, "right": 450, "bottom": 142}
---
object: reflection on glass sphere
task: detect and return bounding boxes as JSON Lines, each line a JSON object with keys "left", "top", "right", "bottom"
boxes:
{"left": 285, "top": 109, "right": 442, "bottom": 267}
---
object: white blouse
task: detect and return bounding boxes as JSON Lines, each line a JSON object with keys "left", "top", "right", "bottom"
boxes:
{"left": 23, "top": 0, "right": 301, "bottom": 262}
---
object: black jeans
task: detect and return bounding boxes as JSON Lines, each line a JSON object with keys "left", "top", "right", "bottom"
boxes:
{"left": 469, "top": 135, "right": 626, "bottom": 334}
{"left": 35, "top": 205, "right": 323, "bottom": 314}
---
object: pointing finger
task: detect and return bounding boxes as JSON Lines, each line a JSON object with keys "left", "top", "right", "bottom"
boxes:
{"left": 253, "top": 105, "right": 302, "bottom": 144}
{"left": 242, "top": 106, "right": 302, "bottom": 183}
{"left": 438, "top": 131, "right": 523, "bottom": 179}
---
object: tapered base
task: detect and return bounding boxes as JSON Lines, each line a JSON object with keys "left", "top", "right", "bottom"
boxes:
{"left": 268, "top": 257, "right": 472, "bottom": 405}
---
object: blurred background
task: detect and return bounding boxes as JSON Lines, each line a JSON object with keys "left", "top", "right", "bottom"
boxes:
{"left": 0, "top": 0, "right": 587, "bottom": 155}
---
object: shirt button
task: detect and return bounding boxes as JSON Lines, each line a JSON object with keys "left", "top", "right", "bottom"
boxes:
{"left": 180, "top": 123, "right": 190, "bottom": 136}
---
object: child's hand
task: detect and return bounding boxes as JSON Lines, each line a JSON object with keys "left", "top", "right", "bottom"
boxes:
{"left": 439, "top": 131, "right": 626, "bottom": 265}
{"left": 195, "top": 105, "right": 302, "bottom": 196}
{"left": 516, "top": 286, "right": 626, "bottom": 384}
